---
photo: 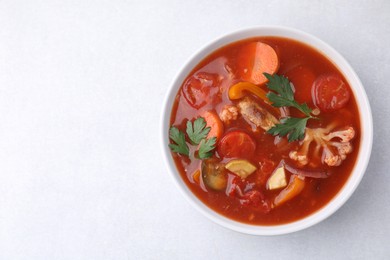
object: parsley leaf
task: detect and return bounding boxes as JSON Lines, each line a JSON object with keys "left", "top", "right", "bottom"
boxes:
{"left": 264, "top": 73, "right": 312, "bottom": 116}
{"left": 186, "top": 117, "right": 211, "bottom": 145}
{"left": 169, "top": 117, "right": 216, "bottom": 159}
{"left": 169, "top": 126, "right": 189, "bottom": 156}
{"left": 267, "top": 117, "right": 310, "bottom": 142}
{"left": 198, "top": 137, "right": 217, "bottom": 159}
{"left": 264, "top": 73, "right": 316, "bottom": 142}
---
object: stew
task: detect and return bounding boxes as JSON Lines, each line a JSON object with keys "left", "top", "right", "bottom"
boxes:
{"left": 168, "top": 37, "right": 360, "bottom": 225}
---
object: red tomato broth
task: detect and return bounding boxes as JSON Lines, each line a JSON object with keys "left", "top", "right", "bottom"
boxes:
{"left": 169, "top": 37, "right": 361, "bottom": 225}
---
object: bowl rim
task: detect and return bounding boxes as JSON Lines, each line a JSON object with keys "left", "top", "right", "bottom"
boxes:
{"left": 160, "top": 25, "right": 373, "bottom": 235}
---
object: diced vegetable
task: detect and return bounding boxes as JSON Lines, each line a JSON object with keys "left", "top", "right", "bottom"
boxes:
{"left": 289, "top": 125, "right": 355, "bottom": 167}
{"left": 228, "top": 82, "right": 270, "bottom": 104}
{"left": 182, "top": 72, "right": 220, "bottom": 109}
{"left": 312, "top": 74, "right": 350, "bottom": 112}
{"left": 284, "top": 163, "right": 330, "bottom": 178}
{"left": 202, "top": 160, "right": 227, "bottom": 191}
{"left": 225, "top": 175, "right": 270, "bottom": 213}
{"left": 237, "top": 42, "right": 279, "bottom": 85}
{"left": 217, "top": 130, "right": 256, "bottom": 158}
{"left": 226, "top": 174, "right": 244, "bottom": 197}
{"left": 203, "top": 111, "right": 224, "bottom": 140}
{"left": 256, "top": 159, "right": 275, "bottom": 186}
{"left": 240, "top": 190, "right": 270, "bottom": 213}
{"left": 266, "top": 164, "right": 287, "bottom": 190}
{"left": 225, "top": 159, "right": 257, "bottom": 179}
{"left": 193, "top": 170, "right": 200, "bottom": 184}
{"left": 274, "top": 175, "right": 305, "bottom": 207}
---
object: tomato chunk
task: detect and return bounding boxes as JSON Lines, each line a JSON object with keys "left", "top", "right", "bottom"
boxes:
{"left": 225, "top": 176, "right": 270, "bottom": 212}
{"left": 312, "top": 74, "right": 350, "bottom": 112}
{"left": 182, "top": 72, "right": 220, "bottom": 109}
{"left": 240, "top": 190, "right": 270, "bottom": 213}
{"left": 256, "top": 159, "right": 276, "bottom": 186}
{"left": 226, "top": 174, "right": 244, "bottom": 197}
{"left": 217, "top": 131, "right": 256, "bottom": 158}
{"left": 285, "top": 66, "right": 316, "bottom": 104}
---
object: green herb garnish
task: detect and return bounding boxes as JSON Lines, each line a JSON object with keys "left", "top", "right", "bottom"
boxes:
{"left": 267, "top": 117, "right": 310, "bottom": 142}
{"left": 169, "top": 127, "right": 189, "bottom": 156}
{"left": 198, "top": 137, "right": 217, "bottom": 159}
{"left": 186, "top": 117, "right": 211, "bottom": 145}
{"left": 169, "top": 117, "right": 216, "bottom": 159}
{"left": 264, "top": 73, "right": 316, "bottom": 142}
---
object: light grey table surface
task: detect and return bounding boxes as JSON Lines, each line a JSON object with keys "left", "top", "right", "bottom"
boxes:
{"left": 0, "top": 1, "right": 389, "bottom": 259}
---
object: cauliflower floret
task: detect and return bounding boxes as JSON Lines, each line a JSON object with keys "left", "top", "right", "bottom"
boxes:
{"left": 219, "top": 105, "right": 238, "bottom": 124}
{"left": 322, "top": 147, "right": 340, "bottom": 166}
{"left": 289, "top": 125, "right": 355, "bottom": 167}
{"left": 324, "top": 127, "right": 355, "bottom": 143}
{"left": 289, "top": 151, "right": 309, "bottom": 166}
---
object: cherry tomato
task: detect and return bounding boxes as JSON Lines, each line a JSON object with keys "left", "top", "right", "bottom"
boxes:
{"left": 182, "top": 72, "right": 220, "bottom": 109}
{"left": 217, "top": 131, "right": 256, "bottom": 158}
{"left": 285, "top": 66, "right": 316, "bottom": 104}
{"left": 312, "top": 74, "right": 350, "bottom": 112}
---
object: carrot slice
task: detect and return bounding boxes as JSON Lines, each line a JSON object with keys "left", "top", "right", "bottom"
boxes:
{"left": 203, "top": 111, "right": 224, "bottom": 140}
{"left": 228, "top": 82, "right": 271, "bottom": 104}
{"left": 274, "top": 175, "right": 305, "bottom": 207}
{"left": 237, "top": 42, "right": 279, "bottom": 85}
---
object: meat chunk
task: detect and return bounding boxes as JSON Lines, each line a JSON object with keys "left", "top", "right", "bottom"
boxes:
{"left": 219, "top": 105, "right": 238, "bottom": 124}
{"left": 237, "top": 97, "right": 279, "bottom": 131}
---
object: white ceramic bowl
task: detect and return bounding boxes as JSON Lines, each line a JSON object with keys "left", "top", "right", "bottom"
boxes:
{"left": 160, "top": 26, "right": 373, "bottom": 235}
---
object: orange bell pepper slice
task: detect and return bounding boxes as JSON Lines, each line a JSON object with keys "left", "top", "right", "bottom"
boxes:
{"left": 228, "top": 82, "right": 271, "bottom": 104}
{"left": 192, "top": 170, "right": 200, "bottom": 184}
{"left": 273, "top": 175, "right": 305, "bottom": 207}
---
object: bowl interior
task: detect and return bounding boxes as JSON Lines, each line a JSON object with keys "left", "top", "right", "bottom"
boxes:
{"left": 161, "top": 26, "right": 373, "bottom": 235}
